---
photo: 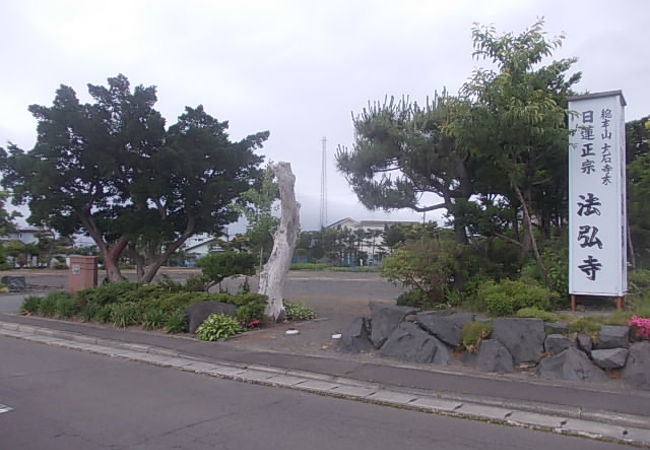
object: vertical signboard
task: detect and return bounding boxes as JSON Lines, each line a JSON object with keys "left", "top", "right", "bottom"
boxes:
{"left": 568, "top": 91, "right": 627, "bottom": 296}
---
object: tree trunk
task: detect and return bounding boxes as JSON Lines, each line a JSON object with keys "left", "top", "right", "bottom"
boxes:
{"left": 79, "top": 214, "right": 128, "bottom": 282}
{"left": 103, "top": 237, "right": 129, "bottom": 282}
{"left": 513, "top": 183, "right": 550, "bottom": 287}
{"left": 141, "top": 218, "right": 196, "bottom": 283}
{"left": 258, "top": 162, "right": 300, "bottom": 321}
{"left": 627, "top": 217, "right": 636, "bottom": 270}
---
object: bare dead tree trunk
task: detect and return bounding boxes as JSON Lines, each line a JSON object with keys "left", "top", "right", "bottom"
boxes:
{"left": 258, "top": 162, "right": 301, "bottom": 321}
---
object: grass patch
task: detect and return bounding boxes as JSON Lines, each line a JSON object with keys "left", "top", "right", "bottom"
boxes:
{"left": 515, "top": 307, "right": 560, "bottom": 322}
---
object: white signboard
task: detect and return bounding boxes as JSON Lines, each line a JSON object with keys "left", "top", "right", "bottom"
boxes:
{"left": 568, "top": 91, "right": 627, "bottom": 296}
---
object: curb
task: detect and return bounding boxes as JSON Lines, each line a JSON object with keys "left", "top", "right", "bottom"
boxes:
{"left": 1, "top": 321, "right": 649, "bottom": 447}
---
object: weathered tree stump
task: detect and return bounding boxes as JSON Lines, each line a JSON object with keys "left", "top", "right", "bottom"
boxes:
{"left": 258, "top": 162, "right": 300, "bottom": 321}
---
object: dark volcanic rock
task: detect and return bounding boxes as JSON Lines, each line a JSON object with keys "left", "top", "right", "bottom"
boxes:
{"left": 591, "top": 348, "right": 629, "bottom": 369}
{"left": 185, "top": 301, "right": 237, "bottom": 334}
{"left": 1, "top": 276, "right": 26, "bottom": 292}
{"left": 379, "top": 322, "right": 449, "bottom": 365}
{"left": 538, "top": 347, "right": 607, "bottom": 382}
{"left": 464, "top": 339, "right": 514, "bottom": 373}
{"left": 338, "top": 317, "right": 373, "bottom": 353}
{"left": 621, "top": 341, "right": 650, "bottom": 389}
{"left": 544, "top": 322, "right": 569, "bottom": 335}
{"left": 576, "top": 334, "right": 593, "bottom": 353}
{"left": 416, "top": 311, "right": 474, "bottom": 348}
{"left": 595, "top": 325, "right": 630, "bottom": 349}
{"left": 369, "top": 302, "right": 418, "bottom": 348}
{"left": 492, "top": 318, "right": 545, "bottom": 364}
{"left": 544, "top": 334, "right": 574, "bottom": 355}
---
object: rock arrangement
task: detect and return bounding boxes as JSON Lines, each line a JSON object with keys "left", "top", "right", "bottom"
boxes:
{"left": 338, "top": 302, "right": 650, "bottom": 390}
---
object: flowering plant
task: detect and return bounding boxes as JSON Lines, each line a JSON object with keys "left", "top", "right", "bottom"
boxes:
{"left": 628, "top": 315, "right": 650, "bottom": 340}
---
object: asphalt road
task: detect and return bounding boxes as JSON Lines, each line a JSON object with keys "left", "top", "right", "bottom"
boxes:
{"left": 0, "top": 337, "right": 626, "bottom": 450}
{"left": 0, "top": 269, "right": 403, "bottom": 318}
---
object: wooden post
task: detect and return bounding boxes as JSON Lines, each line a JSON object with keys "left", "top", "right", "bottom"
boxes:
{"left": 616, "top": 296, "right": 624, "bottom": 311}
{"left": 571, "top": 294, "right": 577, "bottom": 312}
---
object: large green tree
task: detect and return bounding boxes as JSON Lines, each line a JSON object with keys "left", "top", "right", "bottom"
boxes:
{"left": 336, "top": 93, "right": 475, "bottom": 245}
{"left": 627, "top": 116, "right": 650, "bottom": 268}
{"left": 0, "top": 75, "right": 267, "bottom": 282}
{"left": 450, "top": 20, "right": 581, "bottom": 282}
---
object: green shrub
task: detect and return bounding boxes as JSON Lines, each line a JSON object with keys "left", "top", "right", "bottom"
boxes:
{"left": 515, "top": 307, "right": 559, "bottom": 322}
{"left": 53, "top": 293, "right": 80, "bottom": 318}
{"left": 228, "top": 292, "right": 268, "bottom": 307}
{"left": 380, "top": 235, "right": 465, "bottom": 307}
{"left": 235, "top": 302, "right": 266, "bottom": 325}
{"left": 110, "top": 302, "right": 141, "bottom": 327}
{"left": 461, "top": 321, "right": 492, "bottom": 352}
{"left": 567, "top": 317, "right": 602, "bottom": 336}
{"left": 396, "top": 290, "right": 428, "bottom": 308}
{"left": 142, "top": 309, "right": 169, "bottom": 330}
{"left": 183, "top": 274, "right": 209, "bottom": 292}
{"left": 165, "top": 310, "right": 188, "bottom": 333}
{"left": 284, "top": 301, "right": 316, "bottom": 321}
{"left": 151, "top": 291, "right": 215, "bottom": 313}
{"left": 477, "top": 278, "right": 554, "bottom": 316}
{"left": 198, "top": 251, "right": 256, "bottom": 288}
{"left": 77, "top": 281, "right": 141, "bottom": 307}
{"left": 37, "top": 295, "right": 57, "bottom": 317}
{"left": 629, "top": 269, "right": 650, "bottom": 290}
{"left": 195, "top": 314, "right": 244, "bottom": 341}
{"left": 21, "top": 295, "right": 42, "bottom": 314}
{"left": 602, "top": 311, "right": 634, "bottom": 326}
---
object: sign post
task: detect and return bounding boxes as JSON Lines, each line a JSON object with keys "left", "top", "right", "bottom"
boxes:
{"left": 568, "top": 91, "right": 627, "bottom": 310}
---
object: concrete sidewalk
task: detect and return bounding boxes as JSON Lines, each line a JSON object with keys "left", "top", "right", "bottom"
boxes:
{"left": 1, "top": 312, "right": 649, "bottom": 446}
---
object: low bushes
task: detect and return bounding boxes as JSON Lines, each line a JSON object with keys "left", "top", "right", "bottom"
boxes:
{"left": 195, "top": 314, "right": 244, "bottom": 341}
{"left": 284, "top": 301, "right": 316, "bottom": 321}
{"left": 19, "top": 281, "right": 316, "bottom": 336}
{"left": 476, "top": 278, "right": 556, "bottom": 316}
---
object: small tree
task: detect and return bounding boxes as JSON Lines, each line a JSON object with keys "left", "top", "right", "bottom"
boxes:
{"left": 198, "top": 251, "right": 256, "bottom": 290}
{"left": 234, "top": 164, "right": 280, "bottom": 269}
{"left": 380, "top": 232, "right": 465, "bottom": 308}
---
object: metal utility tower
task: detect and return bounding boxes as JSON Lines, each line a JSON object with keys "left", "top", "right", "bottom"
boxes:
{"left": 319, "top": 137, "right": 328, "bottom": 229}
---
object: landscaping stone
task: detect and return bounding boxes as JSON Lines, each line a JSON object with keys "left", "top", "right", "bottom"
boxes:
{"left": 576, "top": 333, "right": 593, "bottom": 353}
{"left": 379, "top": 322, "right": 449, "bottom": 365}
{"left": 416, "top": 311, "right": 474, "bottom": 348}
{"left": 492, "top": 318, "right": 545, "bottom": 364}
{"left": 338, "top": 317, "right": 373, "bottom": 353}
{"left": 620, "top": 341, "right": 650, "bottom": 389}
{"left": 463, "top": 339, "right": 514, "bottom": 373}
{"left": 595, "top": 325, "right": 629, "bottom": 349}
{"left": 1, "top": 276, "right": 27, "bottom": 292}
{"left": 369, "top": 302, "right": 418, "bottom": 348}
{"left": 544, "top": 334, "right": 574, "bottom": 355}
{"left": 185, "top": 301, "right": 237, "bottom": 334}
{"left": 544, "top": 322, "right": 569, "bottom": 335}
{"left": 538, "top": 347, "right": 608, "bottom": 382}
{"left": 590, "top": 348, "right": 629, "bottom": 369}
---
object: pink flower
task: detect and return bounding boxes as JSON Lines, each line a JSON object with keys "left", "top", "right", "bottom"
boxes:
{"left": 628, "top": 315, "right": 650, "bottom": 340}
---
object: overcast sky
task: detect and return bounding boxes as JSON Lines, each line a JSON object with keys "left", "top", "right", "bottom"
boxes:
{"left": 1, "top": 0, "right": 648, "bottom": 236}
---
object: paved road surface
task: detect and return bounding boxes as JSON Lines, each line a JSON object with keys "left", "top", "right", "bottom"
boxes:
{"left": 0, "top": 337, "right": 626, "bottom": 450}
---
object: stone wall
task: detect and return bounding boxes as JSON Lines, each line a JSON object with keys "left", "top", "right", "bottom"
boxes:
{"left": 338, "top": 302, "right": 650, "bottom": 390}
